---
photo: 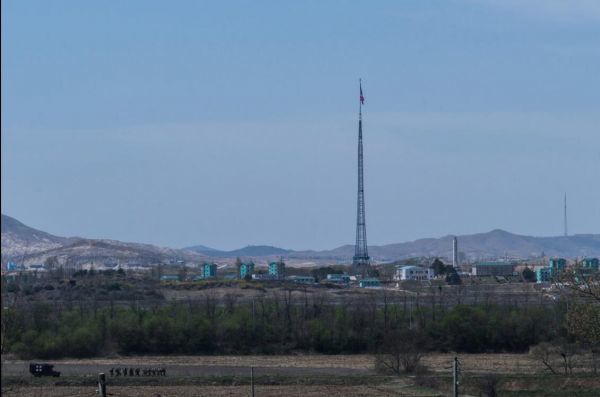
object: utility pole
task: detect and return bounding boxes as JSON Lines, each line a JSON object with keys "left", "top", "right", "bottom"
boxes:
{"left": 408, "top": 295, "right": 413, "bottom": 329}
{"left": 252, "top": 298, "right": 256, "bottom": 332}
{"left": 250, "top": 366, "right": 255, "bottom": 397}
{"left": 453, "top": 356, "right": 460, "bottom": 397}
{"left": 98, "top": 373, "right": 107, "bottom": 397}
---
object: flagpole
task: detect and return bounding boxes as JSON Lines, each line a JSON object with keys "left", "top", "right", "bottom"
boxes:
{"left": 359, "top": 78, "right": 362, "bottom": 121}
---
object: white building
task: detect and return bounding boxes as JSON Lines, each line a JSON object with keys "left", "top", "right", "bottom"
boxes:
{"left": 395, "top": 265, "right": 433, "bottom": 281}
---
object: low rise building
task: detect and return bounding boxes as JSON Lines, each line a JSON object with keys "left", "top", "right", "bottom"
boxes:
{"left": 549, "top": 258, "right": 567, "bottom": 271}
{"left": 238, "top": 262, "right": 255, "bottom": 279}
{"left": 326, "top": 273, "right": 350, "bottom": 283}
{"left": 582, "top": 258, "right": 599, "bottom": 271}
{"left": 252, "top": 273, "right": 277, "bottom": 280}
{"left": 536, "top": 267, "right": 552, "bottom": 283}
{"left": 6, "top": 262, "right": 25, "bottom": 271}
{"left": 359, "top": 278, "right": 380, "bottom": 288}
{"left": 574, "top": 267, "right": 597, "bottom": 281}
{"left": 286, "top": 275, "right": 315, "bottom": 284}
{"left": 202, "top": 262, "right": 217, "bottom": 278}
{"left": 545, "top": 258, "right": 567, "bottom": 279}
{"left": 268, "top": 260, "right": 285, "bottom": 279}
{"left": 395, "top": 265, "right": 433, "bottom": 281}
{"left": 160, "top": 274, "right": 180, "bottom": 282}
{"left": 471, "top": 262, "right": 514, "bottom": 276}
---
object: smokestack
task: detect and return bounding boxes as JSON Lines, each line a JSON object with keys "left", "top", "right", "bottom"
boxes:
{"left": 452, "top": 236, "right": 459, "bottom": 269}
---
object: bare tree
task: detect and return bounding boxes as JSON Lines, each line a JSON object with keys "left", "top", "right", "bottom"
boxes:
{"left": 203, "top": 291, "right": 217, "bottom": 324}
{"left": 478, "top": 373, "right": 500, "bottom": 397}
{"left": 557, "top": 268, "right": 600, "bottom": 373}
{"left": 223, "top": 293, "right": 238, "bottom": 314}
{"left": 375, "top": 329, "right": 425, "bottom": 375}
{"left": 530, "top": 342, "right": 559, "bottom": 374}
{"left": 45, "top": 256, "right": 63, "bottom": 281}
{"left": 530, "top": 340, "right": 582, "bottom": 375}
{"left": 178, "top": 264, "right": 188, "bottom": 281}
{"left": 557, "top": 340, "right": 582, "bottom": 375}
{"left": 558, "top": 267, "right": 600, "bottom": 303}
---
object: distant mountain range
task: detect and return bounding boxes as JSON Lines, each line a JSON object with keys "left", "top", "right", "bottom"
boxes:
{"left": 2, "top": 214, "right": 599, "bottom": 267}
{"left": 185, "top": 244, "right": 292, "bottom": 258}
{"left": 1, "top": 214, "right": 205, "bottom": 266}
{"left": 289, "top": 229, "right": 600, "bottom": 261}
{"left": 187, "top": 229, "right": 600, "bottom": 261}
{"left": 1, "top": 214, "right": 77, "bottom": 257}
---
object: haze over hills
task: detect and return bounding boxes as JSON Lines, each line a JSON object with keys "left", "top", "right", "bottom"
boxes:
{"left": 290, "top": 229, "right": 600, "bottom": 262}
{"left": 2, "top": 214, "right": 599, "bottom": 266}
{"left": 1, "top": 214, "right": 205, "bottom": 266}
{"left": 185, "top": 245, "right": 292, "bottom": 258}
{"left": 0, "top": 214, "right": 79, "bottom": 257}
{"left": 187, "top": 230, "right": 600, "bottom": 262}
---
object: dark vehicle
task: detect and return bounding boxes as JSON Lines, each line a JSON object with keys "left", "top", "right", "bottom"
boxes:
{"left": 29, "top": 363, "right": 60, "bottom": 377}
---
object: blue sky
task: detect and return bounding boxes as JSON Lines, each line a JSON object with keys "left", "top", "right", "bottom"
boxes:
{"left": 2, "top": 1, "right": 599, "bottom": 250}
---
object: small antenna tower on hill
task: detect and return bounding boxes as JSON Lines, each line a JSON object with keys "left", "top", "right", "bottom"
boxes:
{"left": 564, "top": 193, "right": 568, "bottom": 237}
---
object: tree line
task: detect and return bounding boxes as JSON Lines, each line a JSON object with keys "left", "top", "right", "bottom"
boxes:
{"left": 2, "top": 293, "right": 568, "bottom": 359}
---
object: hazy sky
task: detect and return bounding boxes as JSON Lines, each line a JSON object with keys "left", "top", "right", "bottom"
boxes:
{"left": 2, "top": 1, "right": 599, "bottom": 250}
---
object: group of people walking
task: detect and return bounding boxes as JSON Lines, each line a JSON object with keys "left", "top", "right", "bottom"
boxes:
{"left": 109, "top": 367, "right": 166, "bottom": 376}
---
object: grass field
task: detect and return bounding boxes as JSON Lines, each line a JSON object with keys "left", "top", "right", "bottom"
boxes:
{"left": 1, "top": 384, "right": 441, "bottom": 397}
{"left": 2, "top": 354, "right": 599, "bottom": 396}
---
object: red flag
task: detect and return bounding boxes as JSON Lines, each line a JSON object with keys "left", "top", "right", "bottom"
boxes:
{"left": 360, "top": 84, "right": 365, "bottom": 105}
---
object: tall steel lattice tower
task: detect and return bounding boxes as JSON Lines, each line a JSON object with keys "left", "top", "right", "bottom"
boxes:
{"left": 353, "top": 80, "right": 370, "bottom": 267}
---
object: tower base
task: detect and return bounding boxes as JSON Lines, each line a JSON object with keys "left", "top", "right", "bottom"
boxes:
{"left": 352, "top": 255, "right": 370, "bottom": 267}
{"left": 353, "top": 255, "right": 371, "bottom": 277}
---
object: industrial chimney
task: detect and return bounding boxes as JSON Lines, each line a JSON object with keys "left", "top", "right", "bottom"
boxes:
{"left": 452, "top": 236, "right": 459, "bottom": 269}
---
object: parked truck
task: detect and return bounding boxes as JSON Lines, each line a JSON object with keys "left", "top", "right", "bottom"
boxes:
{"left": 29, "top": 363, "right": 60, "bottom": 377}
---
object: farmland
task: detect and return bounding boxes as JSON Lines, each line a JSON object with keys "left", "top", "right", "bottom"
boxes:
{"left": 3, "top": 354, "right": 600, "bottom": 396}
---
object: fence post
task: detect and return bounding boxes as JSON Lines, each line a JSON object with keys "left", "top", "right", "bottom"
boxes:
{"left": 252, "top": 298, "right": 256, "bottom": 331}
{"left": 453, "top": 357, "right": 459, "bottom": 397}
{"left": 98, "top": 373, "right": 107, "bottom": 397}
{"left": 250, "top": 366, "right": 255, "bottom": 397}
